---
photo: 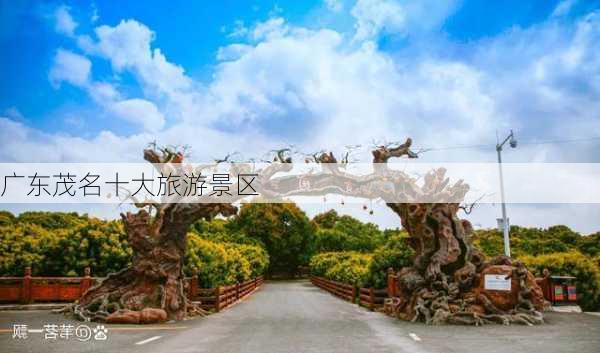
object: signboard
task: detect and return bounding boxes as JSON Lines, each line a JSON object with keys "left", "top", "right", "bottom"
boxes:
{"left": 496, "top": 218, "right": 510, "bottom": 232}
{"left": 554, "top": 285, "right": 564, "bottom": 301}
{"left": 567, "top": 286, "right": 577, "bottom": 301}
{"left": 484, "top": 274, "right": 511, "bottom": 291}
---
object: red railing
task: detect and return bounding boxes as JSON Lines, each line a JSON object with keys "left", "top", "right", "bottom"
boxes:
{"left": 0, "top": 267, "right": 264, "bottom": 312}
{"left": 0, "top": 267, "right": 98, "bottom": 304}
{"left": 314, "top": 266, "right": 569, "bottom": 311}
{"left": 310, "top": 275, "right": 387, "bottom": 310}
{"left": 187, "top": 276, "right": 264, "bottom": 312}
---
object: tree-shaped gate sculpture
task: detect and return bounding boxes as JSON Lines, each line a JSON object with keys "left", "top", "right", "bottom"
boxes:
{"left": 58, "top": 138, "right": 546, "bottom": 325}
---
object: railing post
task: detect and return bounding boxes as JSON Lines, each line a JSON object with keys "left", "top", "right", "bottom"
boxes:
{"left": 80, "top": 267, "right": 92, "bottom": 297}
{"left": 188, "top": 273, "right": 198, "bottom": 300}
{"left": 387, "top": 267, "right": 397, "bottom": 298}
{"left": 369, "top": 287, "right": 375, "bottom": 311}
{"left": 21, "top": 267, "right": 32, "bottom": 304}
{"left": 236, "top": 282, "right": 240, "bottom": 300}
{"left": 352, "top": 285, "right": 357, "bottom": 304}
{"left": 215, "top": 286, "right": 221, "bottom": 312}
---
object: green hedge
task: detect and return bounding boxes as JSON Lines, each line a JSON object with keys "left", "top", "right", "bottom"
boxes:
{"left": 0, "top": 219, "right": 131, "bottom": 277}
{"left": 185, "top": 234, "right": 269, "bottom": 288}
{"left": 0, "top": 212, "right": 269, "bottom": 286}
{"left": 472, "top": 225, "right": 590, "bottom": 258}
{"left": 366, "top": 246, "right": 414, "bottom": 288}
{"left": 310, "top": 231, "right": 415, "bottom": 289}
{"left": 520, "top": 251, "right": 600, "bottom": 311}
{"left": 310, "top": 252, "right": 372, "bottom": 286}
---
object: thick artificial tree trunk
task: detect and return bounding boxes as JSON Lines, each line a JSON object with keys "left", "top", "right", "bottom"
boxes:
{"left": 57, "top": 148, "right": 238, "bottom": 323}
{"left": 385, "top": 201, "right": 546, "bottom": 325}
{"left": 63, "top": 203, "right": 236, "bottom": 323}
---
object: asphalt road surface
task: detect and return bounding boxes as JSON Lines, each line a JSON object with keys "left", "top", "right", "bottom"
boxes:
{"left": 1, "top": 280, "right": 599, "bottom": 353}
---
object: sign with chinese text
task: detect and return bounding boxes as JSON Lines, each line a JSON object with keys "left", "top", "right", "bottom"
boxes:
{"left": 484, "top": 274, "right": 511, "bottom": 291}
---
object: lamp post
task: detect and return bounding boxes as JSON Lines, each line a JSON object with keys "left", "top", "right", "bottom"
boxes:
{"left": 496, "top": 130, "right": 517, "bottom": 257}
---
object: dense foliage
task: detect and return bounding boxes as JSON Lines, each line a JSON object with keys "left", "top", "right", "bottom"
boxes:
{"left": 470, "top": 225, "right": 600, "bottom": 310}
{"left": 366, "top": 233, "right": 415, "bottom": 288}
{"left": 312, "top": 210, "right": 386, "bottom": 253}
{"left": 1, "top": 208, "right": 598, "bottom": 309}
{"left": 521, "top": 251, "right": 600, "bottom": 311}
{"left": 228, "top": 203, "right": 315, "bottom": 276}
{"left": 309, "top": 219, "right": 600, "bottom": 314}
{"left": 308, "top": 234, "right": 415, "bottom": 288}
{"left": 471, "top": 225, "right": 589, "bottom": 258}
{"left": 185, "top": 234, "right": 269, "bottom": 288}
{"left": 0, "top": 211, "right": 268, "bottom": 287}
{"left": 310, "top": 252, "right": 372, "bottom": 286}
{"left": 0, "top": 212, "right": 131, "bottom": 276}
{"left": 309, "top": 211, "right": 414, "bottom": 288}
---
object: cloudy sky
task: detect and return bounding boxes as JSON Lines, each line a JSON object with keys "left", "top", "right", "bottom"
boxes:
{"left": 1, "top": 0, "right": 599, "bottom": 232}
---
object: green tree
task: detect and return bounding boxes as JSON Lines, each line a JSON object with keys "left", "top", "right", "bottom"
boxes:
{"left": 578, "top": 232, "right": 600, "bottom": 258}
{"left": 312, "top": 211, "right": 385, "bottom": 253}
{"left": 0, "top": 211, "right": 15, "bottom": 226}
{"left": 312, "top": 209, "right": 340, "bottom": 229}
{"left": 229, "top": 203, "right": 314, "bottom": 276}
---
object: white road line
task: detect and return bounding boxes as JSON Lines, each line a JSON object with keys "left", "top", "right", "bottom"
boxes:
{"left": 135, "top": 335, "right": 162, "bottom": 345}
{"left": 409, "top": 333, "right": 421, "bottom": 342}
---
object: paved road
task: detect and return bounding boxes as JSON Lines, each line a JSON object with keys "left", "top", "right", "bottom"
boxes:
{"left": 1, "top": 280, "right": 600, "bottom": 353}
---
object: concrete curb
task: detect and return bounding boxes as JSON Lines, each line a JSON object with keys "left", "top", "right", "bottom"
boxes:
{"left": 0, "top": 303, "right": 66, "bottom": 311}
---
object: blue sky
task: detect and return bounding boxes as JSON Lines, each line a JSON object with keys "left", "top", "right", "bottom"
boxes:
{"left": 2, "top": 0, "right": 598, "bottom": 143}
{"left": 1, "top": 0, "right": 599, "bottom": 231}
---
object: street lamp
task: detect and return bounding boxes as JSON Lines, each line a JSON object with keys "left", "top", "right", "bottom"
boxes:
{"left": 496, "top": 130, "right": 517, "bottom": 257}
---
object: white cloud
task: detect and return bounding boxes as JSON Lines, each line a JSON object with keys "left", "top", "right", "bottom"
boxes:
{"left": 48, "top": 49, "right": 166, "bottom": 132}
{"left": 216, "top": 44, "right": 253, "bottom": 61}
{"left": 552, "top": 0, "right": 578, "bottom": 18}
{"left": 0, "top": 117, "right": 145, "bottom": 162}
{"left": 251, "top": 17, "right": 289, "bottom": 41}
{"left": 350, "top": 0, "right": 458, "bottom": 41}
{"left": 87, "top": 20, "right": 192, "bottom": 96}
{"left": 36, "top": 5, "right": 600, "bottom": 164}
{"left": 351, "top": 0, "right": 406, "bottom": 41}
{"left": 108, "top": 98, "right": 165, "bottom": 132}
{"left": 49, "top": 49, "right": 91, "bottom": 87}
{"left": 54, "top": 5, "right": 78, "bottom": 37}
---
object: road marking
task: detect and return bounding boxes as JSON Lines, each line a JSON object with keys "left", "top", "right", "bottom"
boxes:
{"left": 409, "top": 333, "right": 421, "bottom": 342}
{"left": 135, "top": 335, "right": 162, "bottom": 345}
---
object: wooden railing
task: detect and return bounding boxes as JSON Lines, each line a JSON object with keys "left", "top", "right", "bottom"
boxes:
{"left": 0, "top": 267, "right": 99, "bottom": 304}
{"left": 0, "top": 267, "right": 264, "bottom": 311}
{"left": 357, "top": 287, "right": 387, "bottom": 310}
{"left": 315, "top": 267, "right": 566, "bottom": 311}
{"left": 310, "top": 275, "right": 387, "bottom": 310}
{"left": 187, "top": 276, "right": 264, "bottom": 312}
